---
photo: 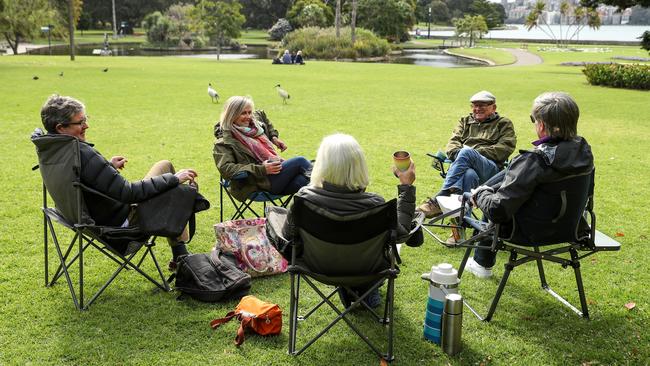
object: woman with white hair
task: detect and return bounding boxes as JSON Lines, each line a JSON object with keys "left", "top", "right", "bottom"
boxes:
{"left": 283, "top": 133, "right": 421, "bottom": 308}
{"left": 213, "top": 96, "right": 311, "bottom": 202}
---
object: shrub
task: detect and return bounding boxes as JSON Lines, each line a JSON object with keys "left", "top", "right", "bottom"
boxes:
{"left": 282, "top": 27, "right": 390, "bottom": 60}
{"left": 582, "top": 63, "right": 650, "bottom": 90}
{"left": 268, "top": 18, "right": 292, "bottom": 41}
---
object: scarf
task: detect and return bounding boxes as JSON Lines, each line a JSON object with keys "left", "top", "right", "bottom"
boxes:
{"left": 230, "top": 120, "right": 279, "bottom": 163}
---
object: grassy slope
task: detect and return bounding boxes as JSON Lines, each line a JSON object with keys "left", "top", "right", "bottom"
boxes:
{"left": 0, "top": 52, "right": 648, "bottom": 365}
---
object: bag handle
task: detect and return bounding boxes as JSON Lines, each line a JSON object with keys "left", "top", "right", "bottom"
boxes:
{"left": 210, "top": 311, "right": 237, "bottom": 329}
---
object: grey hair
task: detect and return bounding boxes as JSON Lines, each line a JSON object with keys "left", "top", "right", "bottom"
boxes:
{"left": 220, "top": 96, "right": 255, "bottom": 131}
{"left": 40, "top": 94, "right": 85, "bottom": 134}
{"left": 531, "top": 92, "right": 579, "bottom": 140}
{"left": 310, "top": 133, "right": 369, "bottom": 191}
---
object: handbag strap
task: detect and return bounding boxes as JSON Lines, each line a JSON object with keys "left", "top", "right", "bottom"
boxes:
{"left": 210, "top": 311, "right": 237, "bottom": 329}
{"left": 235, "top": 317, "right": 252, "bottom": 346}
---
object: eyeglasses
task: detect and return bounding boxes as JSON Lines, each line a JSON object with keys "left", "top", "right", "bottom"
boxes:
{"left": 65, "top": 116, "right": 89, "bottom": 126}
{"left": 529, "top": 115, "right": 536, "bottom": 124}
{"left": 471, "top": 102, "right": 494, "bottom": 109}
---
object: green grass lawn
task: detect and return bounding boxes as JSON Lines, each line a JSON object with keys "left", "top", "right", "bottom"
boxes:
{"left": 446, "top": 47, "right": 517, "bottom": 65}
{"left": 0, "top": 52, "right": 648, "bottom": 365}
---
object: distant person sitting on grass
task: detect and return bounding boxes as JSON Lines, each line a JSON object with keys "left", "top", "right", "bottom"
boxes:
{"left": 295, "top": 50, "right": 305, "bottom": 65}
{"left": 213, "top": 96, "right": 312, "bottom": 203}
{"left": 417, "top": 90, "right": 517, "bottom": 219}
{"left": 464, "top": 92, "right": 593, "bottom": 279}
{"left": 282, "top": 49, "right": 292, "bottom": 64}
{"left": 38, "top": 94, "right": 197, "bottom": 267}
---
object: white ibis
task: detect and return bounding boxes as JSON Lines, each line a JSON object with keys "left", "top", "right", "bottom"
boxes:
{"left": 208, "top": 83, "right": 219, "bottom": 103}
{"left": 275, "top": 84, "right": 290, "bottom": 104}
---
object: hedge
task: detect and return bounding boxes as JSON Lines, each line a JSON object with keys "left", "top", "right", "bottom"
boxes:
{"left": 582, "top": 63, "right": 650, "bottom": 90}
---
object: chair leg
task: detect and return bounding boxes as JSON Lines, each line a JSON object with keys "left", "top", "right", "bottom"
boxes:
{"left": 571, "top": 248, "right": 590, "bottom": 319}
{"left": 78, "top": 228, "right": 85, "bottom": 310}
{"left": 457, "top": 247, "right": 473, "bottom": 278}
{"left": 385, "top": 276, "right": 395, "bottom": 362}
{"left": 288, "top": 272, "right": 299, "bottom": 354}
{"left": 484, "top": 251, "right": 517, "bottom": 322}
{"left": 47, "top": 218, "right": 81, "bottom": 309}
{"left": 534, "top": 247, "right": 549, "bottom": 288}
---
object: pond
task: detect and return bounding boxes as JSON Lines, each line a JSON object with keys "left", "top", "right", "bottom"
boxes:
{"left": 27, "top": 43, "right": 486, "bottom": 68}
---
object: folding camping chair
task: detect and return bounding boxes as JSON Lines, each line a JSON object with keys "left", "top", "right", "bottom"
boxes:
{"left": 435, "top": 170, "right": 621, "bottom": 321}
{"left": 219, "top": 171, "right": 294, "bottom": 222}
{"left": 287, "top": 197, "right": 401, "bottom": 362}
{"left": 32, "top": 134, "right": 170, "bottom": 310}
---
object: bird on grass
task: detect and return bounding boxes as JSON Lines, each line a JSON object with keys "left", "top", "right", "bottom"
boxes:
{"left": 207, "top": 83, "right": 219, "bottom": 103}
{"left": 59, "top": 72, "right": 64, "bottom": 77}
{"left": 275, "top": 84, "right": 290, "bottom": 104}
{"left": 33, "top": 76, "right": 39, "bottom": 80}
{"left": 102, "top": 68, "right": 109, "bottom": 72}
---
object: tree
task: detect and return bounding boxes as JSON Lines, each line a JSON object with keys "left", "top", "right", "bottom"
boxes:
{"left": 192, "top": 0, "right": 245, "bottom": 59}
{"left": 351, "top": 0, "right": 358, "bottom": 43}
{"left": 239, "top": 0, "right": 292, "bottom": 29}
{"left": 0, "top": 0, "right": 56, "bottom": 55}
{"left": 357, "top": 0, "right": 416, "bottom": 42}
{"left": 430, "top": 1, "right": 451, "bottom": 24}
{"left": 287, "top": 0, "right": 333, "bottom": 28}
{"left": 526, "top": 0, "right": 600, "bottom": 48}
{"left": 469, "top": 0, "right": 504, "bottom": 28}
{"left": 640, "top": 30, "right": 650, "bottom": 54}
{"left": 268, "top": 18, "right": 292, "bottom": 41}
{"left": 453, "top": 14, "right": 487, "bottom": 47}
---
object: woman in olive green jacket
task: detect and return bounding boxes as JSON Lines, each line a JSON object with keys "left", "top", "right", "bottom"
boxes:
{"left": 213, "top": 96, "right": 311, "bottom": 202}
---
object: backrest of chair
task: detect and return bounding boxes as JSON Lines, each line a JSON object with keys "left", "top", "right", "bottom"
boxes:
{"left": 507, "top": 170, "right": 593, "bottom": 246}
{"left": 32, "top": 134, "right": 94, "bottom": 225}
{"left": 292, "top": 196, "right": 397, "bottom": 276}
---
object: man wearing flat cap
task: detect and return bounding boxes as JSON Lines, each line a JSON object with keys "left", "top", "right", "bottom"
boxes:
{"left": 418, "top": 90, "right": 517, "bottom": 221}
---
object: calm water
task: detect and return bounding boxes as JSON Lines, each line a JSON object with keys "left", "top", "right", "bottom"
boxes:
{"left": 425, "top": 24, "right": 649, "bottom": 42}
{"left": 27, "top": 43, "right": 483, "bottom": 67}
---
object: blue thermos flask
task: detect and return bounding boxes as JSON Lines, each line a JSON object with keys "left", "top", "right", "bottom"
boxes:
{"left": 421, "top": 263, "right": 460, "bottom": 344}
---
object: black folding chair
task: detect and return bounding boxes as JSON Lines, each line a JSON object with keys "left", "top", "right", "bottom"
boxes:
{"left": 438, "top": 170, "right": 621, "bottom": 321}
{"left": 33, "top": 134, "right": 170, "bottom": 310}
{"left": 219, "top": 171, "right": 294, "bottom": 222}
{"left": 287, "top": 197, "right": 400, "bottom": 362}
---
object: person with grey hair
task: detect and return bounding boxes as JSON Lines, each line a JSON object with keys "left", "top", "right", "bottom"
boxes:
{"left": 464, "top": 92, "right": 593, "bottom": 279}
{"left": 37, "top": 94, "right": 198, "bottom": 266}
{"left": 281, "top": 133, "right": 423, "bottom": 308}
{"left": 418, "top": 90, "right": 517, "bottom": 225}
{"left": 213, "top": 95, "right": 311, "bottom": 202}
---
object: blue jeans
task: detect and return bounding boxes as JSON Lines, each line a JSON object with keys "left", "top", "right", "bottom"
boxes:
{"left": 472, "top": 170, "right": 507, "bottom": 268}
{"left": 268, "top": 157, "right": 312, "bottom": 195}
{"left": 443, "top": 147, "right": 498, "bottom": 194}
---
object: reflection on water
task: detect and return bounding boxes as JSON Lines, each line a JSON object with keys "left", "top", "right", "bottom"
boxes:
{"left": 27, "top": 43, "right": 485, "bottom": 68}
{"left": 392, "top": 48, "right": 486, "bottom": 68}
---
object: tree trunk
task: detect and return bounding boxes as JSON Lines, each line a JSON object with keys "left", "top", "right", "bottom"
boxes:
{"left": 4, "top": 33, "right": 18, "bottom": 55}
{"left": 68, "top": 0, "right": 75, "bottom": 61}
{"left": 335, "top": 0, "right": 341, "bottom": 39}
{"left": 351, "top": 0, "right": 357, "bottom": 44}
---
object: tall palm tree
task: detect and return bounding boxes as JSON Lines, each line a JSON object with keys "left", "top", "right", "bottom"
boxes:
{"left": 351, "top": 0, "right": 357, "bottom": 44}
{"left": 335, "top": 0, "right": 341, "bottom": 38}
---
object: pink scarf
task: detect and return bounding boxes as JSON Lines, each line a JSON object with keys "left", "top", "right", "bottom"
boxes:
{"left": 231, "top": 121, "right": 279, "bottom": 163}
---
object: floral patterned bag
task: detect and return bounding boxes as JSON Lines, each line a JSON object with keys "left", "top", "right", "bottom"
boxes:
{"left": 214, "top": 218, "right": 288, "bottom": 277}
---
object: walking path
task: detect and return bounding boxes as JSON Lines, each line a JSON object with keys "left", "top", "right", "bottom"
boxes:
{"left": 500, "top": 47, "right": 543, "bottom": 66}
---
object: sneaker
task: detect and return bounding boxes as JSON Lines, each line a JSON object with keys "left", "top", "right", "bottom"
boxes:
{"left": 465, "top": 257, "right": 492, "bottom": 279}
{"left": 445, "top": 233, "right": 458, "bottom": 246}
{"left": 417, "top": 198, "right": 443, "bottom": 218}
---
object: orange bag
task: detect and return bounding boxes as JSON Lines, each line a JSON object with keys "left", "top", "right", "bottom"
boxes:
{"left": 209, "top": 295, "right": 282, "bottom": 346}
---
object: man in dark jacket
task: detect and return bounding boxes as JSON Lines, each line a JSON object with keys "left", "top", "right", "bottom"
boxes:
{"left": 418, "top": 91, "right": 517, "bottom": 219}
{"left": 40, "top": 94, "right": 197, "bottom": 262}
{"left": 464, "top": 92, "right": 594, "bottom": 279}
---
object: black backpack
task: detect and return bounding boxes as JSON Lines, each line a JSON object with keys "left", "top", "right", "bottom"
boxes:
{"left": 173, "top": 251, "right": 251, "bottom": 302}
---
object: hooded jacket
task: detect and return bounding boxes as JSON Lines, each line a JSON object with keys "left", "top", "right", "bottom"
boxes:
{"left": 474, "top": 136, "right": 594, "bottom": 243}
